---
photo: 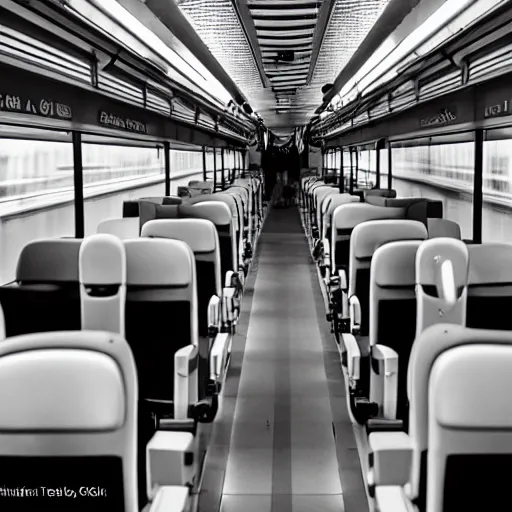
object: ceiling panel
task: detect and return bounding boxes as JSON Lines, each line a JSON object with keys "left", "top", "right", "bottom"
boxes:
{"left": 177, "top": 0, "right": 392, "bottom": 135}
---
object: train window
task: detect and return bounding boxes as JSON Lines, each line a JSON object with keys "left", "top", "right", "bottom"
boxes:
{"left": 482, "top": 131, "right": 512, "bottom": 242}
{"left": 82, "top": 144, "right": 164, "bottom": 236}
{"left": 392, "top": 141, "right": 475, "bottom": 240}
{"left": 0, "top": 133, "right": 74, "bottom": 284}
{"left": 215, "top": 149, "right": 223, "bottom": 187}
{"left": 380, "top": 148, "right": 389, "bottom": 187}
{"left": 205, "top": 149, "right": 215, "bottom": 182}
{"left": 170, "top": 149, "right": 203, "bottom": 193}
{"left": 82, "top": 145, "right": 204, "bottom": 236}
{"left": 335, "top": 149, "right": 341, "bottom": 179}
{"left": 343, "top": 148, "right": 351, "bottom": 190}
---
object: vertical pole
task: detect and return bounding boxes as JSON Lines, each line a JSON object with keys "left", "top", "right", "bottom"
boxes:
{"left": 387, "top": 143, "right": 392, "bottom": 190}
{"left": 213, "top": 148, "right": 217, "bottom": 190}
{"left": 473, "top": 129, "right": 483, "bottom": 243}
{"left": 72, "top": 131, "right": 84, "bottom": 238}
{"left": 164, "top": 141, "right": 171, "bottom": 196}
{"left": 221, "top": 148, "right": 225, "bottom": 190}
{"left": 349, "top": 147, "right": 354, "bottom": 195}
{"left": 354, "top": 147, "right": 359, "bottom": 189}
{"left": 376, "top": 144, "right": 381, "bottom": 189}
{"left": 202, "top": 146, "right": 207, "bottom": 182}
{"left": 339, "top": 147, "right": 344, "bottom": 192}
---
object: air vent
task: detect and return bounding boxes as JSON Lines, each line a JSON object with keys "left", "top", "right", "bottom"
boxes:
{"left": 419, "top": 70, "right": 461, "bottom": 102}
{"left": 146, "top": 90, "right": 171, "bottom": 116}
{"left": 469, "top": 43, "right": 512, "bottom": 83}
{"left": 0, "top": 25, "right": 90, "bottom": 85}
{"left": 369, "top": 96, "right": 389, "bottom": 119}
{"left": 98, "top": 72, "right": 144, "bottom": 106}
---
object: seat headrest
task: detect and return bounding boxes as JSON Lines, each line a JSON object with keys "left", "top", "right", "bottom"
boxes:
{"left": 97, "top": 218, "right": 139, "bottom": 240}
{"left": 188, "top": 181, "right": 212, "bottom": 190}
{"left": 431, "top": 343, "right": 512, "bottom": 430}
{"left": 372, "top": 240, "right": 423, "bottom": 287}
{"left": 179, "top": 201, "right": 232, "bottom": 226}
{"left": 416, "top": 237, "right": 469, "bottom": 287}
{"left": 468, "top": 243, "right": 512, "bottom": 285}
{"left": 313, "top": 185, "right": 333, "bottom": 198}
{"left": 139, "top": 197, "right": 163, "bottom": 205}
{"left": 141, "top": 218, "right": 218, "bottom": 254}
{"left": 316, "top": 187, "right": 338, "bottom": 203}
{"left": 366, "top": 196, "right": 442, "bottom": 218}
{"left": 352, "top": 220, "right": 428, "bottom": 260}
{"left": 162, "top": 196, "right": 182, "bottom": 205}
{"left": 16, "top": 239, "right": 82, "bottom": 283}
{"left": 409, "top": 323, "right": 512, "bottom": 450}
{"left": 333, "top": 203, "right": 405, "bottom": 230}
{"left": 80, "top": 234, "right": 126, "bottom": 285}
{"left": 364, "top": 188, "right": 397, "bottom": 199}
{"left": 326, "top": 194, "right": 360, "bottom": 217}
{"left": 189, "top": 193, "right": 237, "bottom": 216}
{"left": 124, "top": 239, "right": 194, "bottom": 287}
{"left": 228, "top": 186, "right": 249, "bottom": 199}
{"left": 427, "top": 218, "right": 461, "bottom": 240}
{"left": 139, "top": 202, "right": 180, "bottom": 231}
{"left": 0, "top": 330, "right": 134, "bottom": 431}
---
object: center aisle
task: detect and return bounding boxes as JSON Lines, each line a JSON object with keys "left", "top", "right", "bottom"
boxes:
{"left": 216, "top": 206, "right": 363, "bottom": 512}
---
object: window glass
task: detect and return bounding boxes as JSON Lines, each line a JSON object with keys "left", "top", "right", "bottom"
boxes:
{"left": 83, "top": 145, "right": 205, "bottom": 235}
{"left": 83, "top": 144, "right": 164, "bottom": 236}
{"left": 343, "top": 149, "right": 351, "bottom": 190}
{"left": 205, "top": 150, "right": 215, "bottom": 182}
{"left": 482, "top": 134, "right": 512, "bottom": 242}
{"left": 0, "top": 135, "right": 74, "bottom": 284}
{"left": 379, "top": 148, "right": 389, "bottom": 188}
{"left": 392, "top": 142, "right": 474, "bottom": 239}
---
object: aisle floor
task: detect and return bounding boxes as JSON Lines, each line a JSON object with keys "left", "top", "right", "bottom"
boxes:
{"left": 200, "top": 206, "right": 367, "bottom": 512}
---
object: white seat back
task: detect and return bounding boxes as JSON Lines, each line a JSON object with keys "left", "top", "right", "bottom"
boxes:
{"left": 142, "top": 218, "right": 221, "bottom": 296}
{"left": 0, "top": 330, "right": 138, "bottom": 511}
{"left": 79, "top": 234, "right": 127, "bottom": 336}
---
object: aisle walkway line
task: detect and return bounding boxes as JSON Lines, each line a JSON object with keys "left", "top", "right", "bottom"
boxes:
{"left": 220, "top": 207, "right": 344, "bottom": 512}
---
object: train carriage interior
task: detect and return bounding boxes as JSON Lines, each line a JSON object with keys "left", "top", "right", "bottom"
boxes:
{"left": 3, "top": 0, "right": 512, "bottom": 511}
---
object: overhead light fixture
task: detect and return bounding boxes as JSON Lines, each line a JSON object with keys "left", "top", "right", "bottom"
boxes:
{"left": 330, "top": 0, "right": 502, "bottom": 110}
{"left": 73, "top": 0, "right": 233, "bottom": 105}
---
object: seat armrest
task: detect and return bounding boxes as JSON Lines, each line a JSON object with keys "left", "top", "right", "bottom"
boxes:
{"left": 222, "top": 287, "right": 239, "bottom": 327}
{"left": 322, "top": 238, "right": 330, "bottom": 268}
{"left": 208, "top": 295, "right": 221, "bottom": 333}
{"left": 174, "top": 345, "right": 198, "bottom": 420}
{"left": 342, "top": 333, "right": 360, "bottom": 385}
{"left": 210, "top": 332, "right": 231, "bottom": 382}
{"left": 349, "top": 295, "right": 361, "bottom": 334}
{"left": 338, "top": 268, "right": 348, "bottom": 290}
{"left": 372, "top": 345, "right": 399, "bottom": 420}
{"left": 147, "top": 486, "right": 189, "bottom": 512}
{"left": 146, "top": 431, "right": 195, "bottom": 496}
{"left": 224, "top": 270, "right": 235, "bottom": 288}
{"left": 374, "top": 486, "right": 415, "bottom": 512}
{"left": 368, "top": 432, "right": 413, "bottom": 489}
{"left": 0, "top": 304, "right": 5, "bottom": 341}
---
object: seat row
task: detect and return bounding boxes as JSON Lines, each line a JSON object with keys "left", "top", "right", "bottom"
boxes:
{"left": 300, "top": 175, "right": 512, "bottom": 512}
{"left": 0, "top": 171, "right": 266, "bottom": 512}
